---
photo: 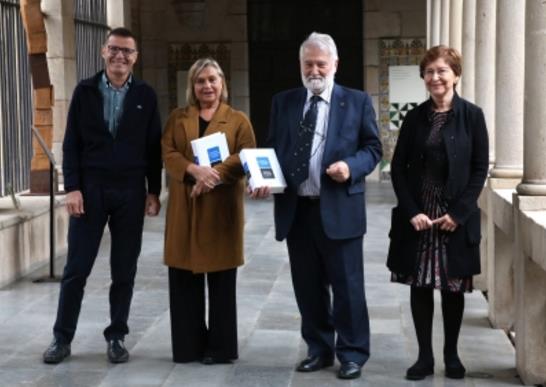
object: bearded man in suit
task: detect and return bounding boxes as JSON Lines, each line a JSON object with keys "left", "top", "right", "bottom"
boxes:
{"left": 251, "top": 32, "right": 382, "bottom": 379}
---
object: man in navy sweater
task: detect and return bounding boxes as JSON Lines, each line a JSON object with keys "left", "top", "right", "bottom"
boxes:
{"left": 43, "top": 27, "right": 162, "bottom": 364}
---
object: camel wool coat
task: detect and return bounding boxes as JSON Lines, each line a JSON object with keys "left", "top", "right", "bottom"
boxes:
{"left": 162, "top": 103, "right": 256, "bottom": 273}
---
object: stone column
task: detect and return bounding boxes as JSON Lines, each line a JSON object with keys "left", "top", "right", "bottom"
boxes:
{"left": 41, "top": 0, "right": 77, "bottom": 173}
{"left": 475, "top": 0, "right": 496, "bottom": 165}
{"left": 490, "top": 0, "right": 524, "bottom": 180}
{"left": 513, "top": 5, "right": 546, "bottom": 384}
{"left": 107, "top": 0, "right": 131, "bottom": 28}
{"left": 486, "top": 0, "right": 524, "bottom": 316}
{"left": 440, "top": 0, "right": 450, "bottom": 45}
{"left": 473, "top": 0, "right": 496, "bottom": 291}
{"left": 426, "top": 0, "right": 431, "bottom": 48}
{"left": 517, "top": 1, "right": 546, "bottom": 196}
{"left": 461, "top": 0, "right": 476, "bottom": 102}
{"left": 431, "top": 0, "right": 441, "bottom": 46}
{"left": 448, "top": 0, "right": 462, "bottom": 52}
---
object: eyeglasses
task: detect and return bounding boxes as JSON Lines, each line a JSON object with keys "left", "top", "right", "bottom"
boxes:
{"left": 423, "top": 68, "right": 452, "bottom": 78}
{"left": 107, "top": 45, "right": 137, "bottom": 56}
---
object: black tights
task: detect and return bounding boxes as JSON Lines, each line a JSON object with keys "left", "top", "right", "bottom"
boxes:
{"left": 410, "top": 287, "right": 464, "bottom": 363}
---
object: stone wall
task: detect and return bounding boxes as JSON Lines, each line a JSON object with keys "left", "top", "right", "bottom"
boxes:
{"left": 0, "top": 197, "right": 69, "bottom": 288}
{"left": 132, "top": 0, "right": 249, "bottom": 122}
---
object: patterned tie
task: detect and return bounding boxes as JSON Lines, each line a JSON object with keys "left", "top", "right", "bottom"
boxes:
{"left": 288, "top": 95, "right": 320, "bottom": 186}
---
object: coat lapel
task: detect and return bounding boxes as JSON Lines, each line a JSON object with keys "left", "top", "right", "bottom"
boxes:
{"left": 181, "top": 105, "right": 200, "bottom": 142}
{"left": 204, "top": 102, "right": 230, "bottom": 136}
{"left": 288, "top": 89, "right": 308, "bottom": 147}
{"left": 322, "top": 84, "right": 346, "bottom": 166}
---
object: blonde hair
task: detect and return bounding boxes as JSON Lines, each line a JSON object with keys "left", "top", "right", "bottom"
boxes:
{"left": 186, "top": 58, "right": 228, "bottom": 106}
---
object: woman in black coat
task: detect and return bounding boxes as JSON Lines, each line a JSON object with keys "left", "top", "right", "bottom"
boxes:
{"left": 387, "top": 46, "right": 489, "bottom": 381}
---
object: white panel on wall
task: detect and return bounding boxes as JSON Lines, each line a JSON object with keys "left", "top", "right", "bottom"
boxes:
{"left": 388, "top": 65, "right": 426, "bottom": 130}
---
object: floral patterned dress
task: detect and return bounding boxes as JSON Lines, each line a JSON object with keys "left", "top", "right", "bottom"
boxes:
{"left": 391, "top": 109, "right": 472, "bottom": 293}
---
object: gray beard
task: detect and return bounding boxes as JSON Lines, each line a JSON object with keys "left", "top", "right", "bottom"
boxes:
{"left": 301, "top": 73, "right": 334, "bottom": 94}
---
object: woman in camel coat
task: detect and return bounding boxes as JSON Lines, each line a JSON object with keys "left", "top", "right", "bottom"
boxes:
{"left": 162, "top": 58, "right": 256, "bottom": 364}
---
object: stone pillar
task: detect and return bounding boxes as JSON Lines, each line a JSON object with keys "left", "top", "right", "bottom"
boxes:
{"left": 107, "top": 0, "right": 132, "bottom": 28}
{"left": 473, "top": 0, "right": 496, "bottom": 291}
{"left": 490, "top": 0, "right": 524, "bottom": 180}
{"left": 513, "top": 195, "right": 546, "bottom": 385}
{"left": 440, "top": 0, "right": 450, "bottom": 45}
{"left": 41, "top": 0, "right": 77, "bottom": 177}
{"left": 448, "top": 0, "right": 462, "bottom": 52}
{"left": 485, "top": 1, "right": 526, "bottom": 319}
{"left": 475, "top": 0, "right": 496, "bottom": 165}
{"left": 484, "top": 186, "right": 515, "bottom": 329}
{"left": 426, "top": 0, "right": 431, "bottom": 48}
{"left": 513, "top": 6, "right": 546, "bottom": 383}
{"left": 517, "top": 0, "right": 546, "bottom": 196}
{"left": 431, "top": 0, "right": 441, "bottom": 46}
{"left": 138, "top": 1, "right": 169, "bottom": 120}
{"left": 228, "top": 0, "right": 249, "bottom": 116}
{"left": 461, "top": 0, "right": 476, "bottom": 102}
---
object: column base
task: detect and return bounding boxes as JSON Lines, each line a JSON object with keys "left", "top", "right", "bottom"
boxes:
{"left": 489, "top": 167, "right": 523, "bottom": 179}
{"left": 516, "top": 182, "right": 546, "bottom": 196}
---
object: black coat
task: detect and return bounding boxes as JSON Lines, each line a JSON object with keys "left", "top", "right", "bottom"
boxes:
{"left": 62, "top": 71, "right": 162, "bottom": 195}
{"left": 387, "top": 93, "right": 489, "bottom": 277}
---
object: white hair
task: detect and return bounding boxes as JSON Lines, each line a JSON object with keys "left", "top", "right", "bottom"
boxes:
{"left": 299, "top": 32, "right": 339, "bottom": 61}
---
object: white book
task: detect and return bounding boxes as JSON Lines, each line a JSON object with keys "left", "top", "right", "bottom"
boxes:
{"left": 239, "top": 148, "right": 287, "bottom": 194}
{"left": 190, "top": 132, "right": 230, "bottom": 166}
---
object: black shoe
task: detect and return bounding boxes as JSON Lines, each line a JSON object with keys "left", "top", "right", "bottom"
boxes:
{"left": 337, "top": 362, "right": 362, "bottom": 379}
{"left": 445, "top": 356, "right": 465, "bottom": 379}
{"left": 107, "top": 339, "right": 129, "bottom": 363}
{"left": 201, "top": 356, "right": 233, "bottom": 365}
{"left": 296, "top": 355, "right": 334, "bottom": 372}
{"left": 43, "top": 339, "right": 71, "bottom": 364}
{"left": 406, "top": 359, "right": 434, "bottom": 380}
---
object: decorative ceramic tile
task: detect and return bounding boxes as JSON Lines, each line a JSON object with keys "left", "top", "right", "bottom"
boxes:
{"left": 378, "top": 38, "right": 426, "bottom": 168}
{"left": 389, "top": 102, "right": 419, "bottom": 130}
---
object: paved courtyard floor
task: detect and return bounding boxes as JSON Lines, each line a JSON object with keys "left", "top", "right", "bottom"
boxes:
{"left": 0, "top": 182, "right": 519, "bottom": 386}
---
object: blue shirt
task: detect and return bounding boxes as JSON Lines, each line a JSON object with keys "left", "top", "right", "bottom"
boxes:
{"left": 98, "top": 72, "right": 132, "bottom": 137}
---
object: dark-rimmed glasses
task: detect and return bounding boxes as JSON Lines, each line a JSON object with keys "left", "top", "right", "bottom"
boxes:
{"left": 107, "top": 45, "right": 137, "bottom": 56}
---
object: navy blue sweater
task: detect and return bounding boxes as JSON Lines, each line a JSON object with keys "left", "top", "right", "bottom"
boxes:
{"left": 62, "top": 71, "right": 162, "bottom": 195}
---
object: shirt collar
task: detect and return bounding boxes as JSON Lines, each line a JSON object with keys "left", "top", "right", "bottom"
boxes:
{"left": 102, "top": 71, "right": 132, "bottom": 91}
{"left": 306, "top": 81, "right": 333, "bottom": 104}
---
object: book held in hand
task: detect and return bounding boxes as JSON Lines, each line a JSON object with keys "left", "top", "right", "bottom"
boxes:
{"left": 239, "top": 148, "right": 287, "bottom": 194}
{"left": 190, "top": 132, "right": 230, "bottom": 166}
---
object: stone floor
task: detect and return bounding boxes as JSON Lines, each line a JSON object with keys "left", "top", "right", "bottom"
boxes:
{"left": 0, "top": 182, "right": 519, "bottom": 386}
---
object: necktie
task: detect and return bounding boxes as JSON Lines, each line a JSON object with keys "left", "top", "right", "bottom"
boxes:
{"left": 288, "top": 95, "right": 320, "bottom": 186}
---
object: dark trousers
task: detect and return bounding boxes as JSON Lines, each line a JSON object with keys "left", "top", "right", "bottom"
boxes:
{"left": 53, "top": 185, "right": 146, "bottom": 343}
{"left": 286, "top": 198, "right": 370, "bottom": 365}
{"left": 168, "top": 267, "right": 238, "bottom": 363}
